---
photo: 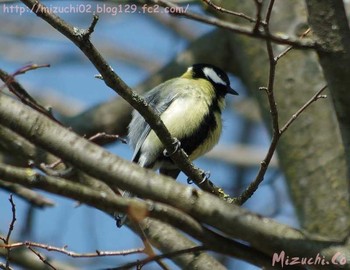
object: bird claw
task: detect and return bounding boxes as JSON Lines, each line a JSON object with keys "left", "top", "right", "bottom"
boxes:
{"left": 187, "top": 170, "right": 210, "bottom": 185}
{"left": 187, "top": 178, "right": 194, "bottom": 184}
{"left": 114, "top": 212, "right": 125, "bottom": 228}
{"left": 199, "top": 170, "right": 211, "bottom": 185}
{"left": 163, "top": 138, "right": 181, "bottom": 157}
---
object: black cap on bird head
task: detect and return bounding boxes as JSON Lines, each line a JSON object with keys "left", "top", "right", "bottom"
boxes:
{"left": 189, "top": 63, "right": 238, "bottom": 96}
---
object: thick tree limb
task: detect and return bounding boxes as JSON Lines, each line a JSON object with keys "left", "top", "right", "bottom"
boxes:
{"left": 305, "top": 0, "right": 350, "bottom": 174}
{"left": 0, "top": 161, "right": 271, "bottom": 269}
{"left": 0, "top": 92, "right": 349, "bottom": 269}
{"left": 0, "top": 180, "right": 54, "bottom": 208}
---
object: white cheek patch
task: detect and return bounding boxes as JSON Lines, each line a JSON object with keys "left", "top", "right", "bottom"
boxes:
{"left": 203, "top": 67, "right": 226, "bottom": 86}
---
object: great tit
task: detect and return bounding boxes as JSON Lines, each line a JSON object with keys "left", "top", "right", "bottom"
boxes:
{"left": 117, "top": 64, "right": 238, "bottom": 227}
{"left": 128, "top": 63, "right": 238, "bottom": 179}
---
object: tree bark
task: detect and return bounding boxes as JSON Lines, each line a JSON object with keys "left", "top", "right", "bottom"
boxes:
{"left": 305, "top": 0, "right": 350, "bottom": 177}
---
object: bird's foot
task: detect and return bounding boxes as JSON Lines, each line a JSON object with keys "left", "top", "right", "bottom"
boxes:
{"left": 114, "top": 212, "right": 127, "bottom": 228}
{"left": 187, "top": 170, "right": 211, "bottom": 185}
{"left": 163, "top": 138, "right": 181, "bottom": 157}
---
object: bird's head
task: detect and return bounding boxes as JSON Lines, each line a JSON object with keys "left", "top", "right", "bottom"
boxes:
{"left": 183, "top": 63, "right": 238, "bottom": 96}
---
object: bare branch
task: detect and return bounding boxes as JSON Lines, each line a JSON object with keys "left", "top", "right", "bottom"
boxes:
{"left": 1, "top": 241, "right": 144, "bottom": 258}
{"left": 0, "top": 66, "right": 61, "bottom": 124}
{"left": 0, "top": 161, "right": 274, "bottom": 268}
{"left": 201, "top": 0, "right": 256, "bottom": 23}
{"left": 87, "top": 132, "right": 127, "bottom": 145}
{"left": 233, "top": 22, "right": 278, "bottom": 205}
{"left": 114, "top": 246, "right": 206, "bottom": 270}
{"left": 280, "top": 85, "right": 327, "bottom": 134}
{"left": 27, "top": 246, "right": 56, "bottom": 270}
{"left": 275, "top": 28, "right": 312, "bottom": 62}
{"left": 152, "top": 0, "right": 317, "bottom": 49}
{"left": 0, "top": 94, "right": 346, "bottom": 268}
{"left": 135, "top": 226, "right": 170, "bottom": 270}
{"left": 85, "top": 14, "right": 98, "bottom": 38}
{"left": 0, "top": 236, "right": 79, "bottom": 270}
{"left": 235, "top": 85, "right": 327, "bottom": 205}
{"left": 0, "top": 181, "right": 55, "bottom": 208}
{"left": 264, "top": 0, "right": 275, "bottom": 24}
{"left": 234, "top": 4, "right": 325, "bottom": 206}
{"left": 4, "top": 195, "right": 16, "bottom": 269}
{"left": 253, "top": 0, "right": 264, "bottom": 33}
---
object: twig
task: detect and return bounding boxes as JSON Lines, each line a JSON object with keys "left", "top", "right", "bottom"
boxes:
{"left": 88, "top": 132, "right": 127, "bottom": 145}
{"left": 234, "top": 15, "right": 278, "bottom": 205}
{"left": 0, "top": 181, "right": 55, "bottom": 208}
{"left": 0, "top": 66, "right": 61, "bottom": 124}
{"left": 2, "top": 195, "right": 17, "bottom": 270}
{"left": 1, "top": 241, "right": 144, "bottom": 258}
{"left": 152, "top": 0, "right": 317, "bottom": 49}
{"left": 5, "top": 63, "right": 50, "bottom": 78}
{"left": 280, "top": 86, "right": 327, "bottom": 133}
{"left": 40, "top": 163, "right": 74, "bottom": 177}
{"left": 27, "top": 246, "right": 56, "bottom": 270}
{"left": 110, "top": 246, "right": 206, "bottom": 270}
{"left": 253, "top": 0, "right": 264, "bottom": 33}
{"left": 40, "top": 132, "right": 126, "bottom": 177}
{"left": 275, "top": 28, "right": 311, "bottom": 62}
{"left": 234, "top": 0, "right": 285, "bottom": 205}
{"left": 85, "top": 14, "right": 99, "bottom": 38}
{"left": 234, "top": 0, "right": 325, "bottom": 205}
{"left": 131, "top": 222, "right": 170, "bottom": 270}
{"left": 6, "top": 195, "right": 17, "bottom": 245}
{"left": 42, "top": 159, "right": 63, "bottom": 170}
{"left": 235, "top": 90, "right": 326, "bottom": 207}
{"left": 202, "top": 0, "right": 256, "bottom": 23}
{"left": 264, "top": 0, "right": 275, "bottom": 23}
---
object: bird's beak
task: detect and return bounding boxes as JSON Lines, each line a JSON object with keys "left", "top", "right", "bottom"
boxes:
{"left": 227, "top": 86, "right": 239, "bottom": 95}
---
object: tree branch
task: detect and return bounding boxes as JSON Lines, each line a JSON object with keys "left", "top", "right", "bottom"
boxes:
{"left": 201, "top": 0, "right": 256, "bottom": 22}
{"left": 0, "top": 161, "right": 272, "bottom": 269}
{"left": 0, "top": 93, "right": 348, "bottom": 269}
{"left": 233, "top": 0, "right": 326, "bottom": 206}
{"left": 2, "top": 241, "right": 143, "bottom": 258}
{"left": 0, "top": 180, "right": 54, "bottom": 208}
{"left": 305, "top": 0, "right": 350, "bottom": 173}
{"left": 151, "top": 0, "right": 318, "bottom": 49}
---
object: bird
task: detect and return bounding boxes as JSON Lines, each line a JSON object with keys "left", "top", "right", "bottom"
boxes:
{"left": 117, "top": 63, "right": 238, "bottom": 227}
{"left": 128, "top": 63, "right": 238, "bottom": 178}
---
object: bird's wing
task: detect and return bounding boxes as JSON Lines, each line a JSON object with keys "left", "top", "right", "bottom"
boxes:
{"left": 129, "top": 80, "right": 179, "bottom": 163}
